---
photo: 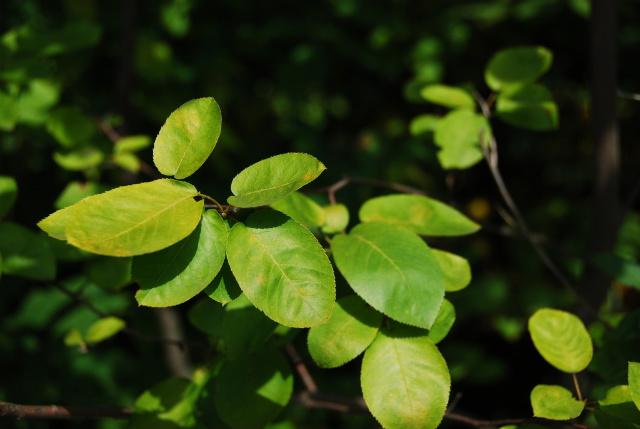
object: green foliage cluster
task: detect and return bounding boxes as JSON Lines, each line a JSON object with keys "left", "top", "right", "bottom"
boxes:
{"left": 3, "top": 1, "right": 640, "bottom": 429}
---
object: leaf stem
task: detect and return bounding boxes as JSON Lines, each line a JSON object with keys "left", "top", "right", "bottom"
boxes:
{"left": 198, "top": 193, "right": 224, "bottom": 213}
{"left": 573, "top": 373, "right": 583, "bottom": 402}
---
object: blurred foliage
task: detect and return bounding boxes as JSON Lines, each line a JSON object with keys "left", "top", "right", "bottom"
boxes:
{"left": 1, "top": 0, "right": 640, "bottom": 428}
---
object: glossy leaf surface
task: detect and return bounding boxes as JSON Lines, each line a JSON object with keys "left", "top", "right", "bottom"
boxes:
{"left": 0, "top": 222, "right": 56, "bottom": 280}
{"left": 0, "top": 175, "right": 17, "bottom": 219}
{"left": 433, "top": 109, "right": 490, "bottom": 170}
{"left": 134, "top": 210, "right": 227, "bottom": 307}
{"left": 226, "top": 210, "right": 335, "bottom": 327}
{"left": 361, "top": 325, "right": 450, "bottom": 429}
{"left": 269, "top": 191, "right": 326, "bottom": 228}
{"left": 215, "top": 349, "right": 293, "bottom": 429}
{"left": 85, "top": 316, "right": 125, "bottom": 344}
{"left": 432, "top": 249, "right": 472, "bottom": 292}
{"left": 359, "top": 194, "right": 479, "bottom": 236}
{"left": 597, "top": 385, "right": 640, "bottom": 428}
{"left": 153, "top": 97, "right": 222, "bottom": 179}
{"left": 308, "top": 294, "right": 382, "bottom": 368}
{"left": 528, "top": 308, "right": 593, "bottom": 373}
{"left": 61, "top": 179, "right": 202, "bottom": 256}
{"left": 485, "top": 46, "right": 552, "bottom": 91}
{"left": 332, "top": 222, "right": 444, "bottom": 329}
{"left": 530, "top": 384, "right": 584, "bottom": 420}
{"left": 420, "top": 84, "right": 475, "bottom": 109}
{"left": 228, "top": 153, "right": 326, "bottom": 208}
{"left": 496, "top": 83, "right": 558, "bottom": 131}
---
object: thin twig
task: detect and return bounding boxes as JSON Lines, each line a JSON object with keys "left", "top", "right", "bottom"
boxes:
{"left": 617, "top": 90, "right": 640, "bottom": 101}
{"left": 290, "top": 391, "right": 368, "bottom": 414}
{"left": 0, "top": 401, "right": 132, "bottom": 420}
{"left": 285, "top": 343, "right": 318, "bottom": 393}
{"left": 199, "top": 193, "right": 224, "bottom": 213}
{"left": 444, "top": 412, "right": 592, "bottom": 429}
{"left": 307, "top": 175, "right": 428, "bottom": 205}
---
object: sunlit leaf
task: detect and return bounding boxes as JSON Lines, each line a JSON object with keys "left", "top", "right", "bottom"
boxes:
{"left": 134, "top": 210, "right": 227, "bottom": 307}
{"left": 85, "top": 316, "right": 125, "bottom": 344}
{"left": 528, "top": 308, "right": 593, "bottom": 373}
{"left": 115, "top": 135, "right": 152, "bottom": 154}
{"left": 0, "top": 90, "right": 18, "bottom": 131}
{"left": 428, "top": 299, "right": 455, "bottom": 344}
{"left": 54, "top": 181, "right": 110, "bottom": 209}
{"left": 409, "top": 114, "right": 439, "bottom": 137}
{"left": 215, "top": 349, "right": 293, "bottom": 429}
{"left": 332, "top": 222, "right": 444, "bottom": 329}
{"left": 0, "top": 175, "right": 18, "bottom": 219}
{"left": 153, "top": 97, "right": 222, "bottom": 179}
{"left": 420, "top": 84, "right": 475, "bottom": 109}
{"left": 308, "top": 294, "right": 382, "bottom": 368}
{"left": 114, "top": 152, "right": 141, "bottom": 173}
{"left": 485, "top": 46, "right": 552, "bottom": 91}
{"left": 269, "top": 191, "right": 326, "bottom": 228}
{"left": 629, "top": 362, "right": 640, "bottom": 411}
{"left": 432, "top": 249, "right": 472, "bottom": 292}
{"left": 433, "top": 109, "right": 490, "bottom": 170}
{"left": 597, "top": 385, "right": 640, "bottom": 428}
{"left": 496, "top": 83, "right": 558, "bottom": 131}
{"left": 55, "top": 179, "right": 203, "bottom": 257}
{"left": 530, "top": 385, "right": 584, "bottom": 420}
{"left": 359, "top": 194, "right": 480, "bottom": 236}
{"left": 0, "top": 222, "right": 55, "bottom": 280}
{"left": 226, "top": 210, "right": 335, "bottom": 327}
{"left": 321, "top": 203, "right": 349, "bottom": 234}
{"left": 227, "top": 153, "right": 326, "bottom": 208}
{"left": 362, "top": 325, "right": 450, "bottom": 429}
{"left": 53, "top": 148, "right": 105, "bottom": 171}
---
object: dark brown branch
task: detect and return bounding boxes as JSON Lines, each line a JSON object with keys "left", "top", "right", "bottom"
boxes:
{"left": 291, "top": 391, "right": 368, "bottom": 414}
{"left": 285, "top": 343, "right": 318, "bottom": 393}
{"left": 307, "top": 175, "right": 428, "bottom": 205}
{"left": 0, "top": 401, "right": 132, "bottom": 420}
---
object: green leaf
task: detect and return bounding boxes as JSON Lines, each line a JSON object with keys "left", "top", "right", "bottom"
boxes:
{"left": 0, "top": 175, "right": 18, "bottom": 219}
{"left": 420, "top": 84, "right": 476, "bottom": 110}
{"left": 530, "top": 385, "right": 584, "bottom": 420}
{"left": 428, "top": 299, "right": 456, "bottom": 344}
{"left": 53, "top": 148, "right": 105, "bottom": 171}
{"left": 594, "top": 253, "right": 640, "bottom": 289}
{"left": 528, "top": 308, "right": 593, "bottom": 373}
{"left": 321, "top": 203, "right": 350, "bottom": 234}
{"left": 629, "top": 362, "right": 640, "bottom": 411}
{"left": 59, "top": 179, "right": 203, "bottom": 256}
{"left": 409, "top": 114, "right": 439, "bottom": 137}
{"left": 598, "top": 385, "right": 640, "bottom": 427}
{"left": 433, "top": 109, "right": 490, "bottom": 170}
{"left": 115, "top": 135, "right": 152, "bottom": 154}
{"left": 308, "top": 294, "right": 383, "bottom": 368}
{"left": 85, "top": 256, "right": 132, "bottom": 291}
{"left": 221, "top": 294, "right": 278, "bottom": 360}
{"left": 0, "top": 222, "right": 56, "bottom": 280}
{"left": 114, "top": 151, "right": 141, "bottom": 173}
{"left": 361, "top": 325, "right": 450, "bottom": 429}
{"left": 0, "top": 90, "right": 18, "bottom": 131}
{"left": 432, "top": 249, "right": 472, "bottom": 292}
{"left": 204, "top": 260, "right": 242, "bottom": 305}
{"left": 64, "top": 329, "right": 85, "bottom": 348}
{"left": 496, "top": 83, "right": 558, "bottom": 131}
{"left": 359, "top": 194, "right": 480, "bottom": 236}
{"left": 46, "top": 107, "right": 96, "bottom": 148}
{"left": 129, "top": 376, "right": 207, "bottom": 429}
{"left": 153, "top": 97, "right": 222, "bottom": 179}
{"left": 485, "top": 46, "right": 553, "bottom": 91}
{"left": 54, "top": 181, "right": 111, "bottom": 209}
{"left": 227, "top": 153, "right": 326, "bottom": 208}
{"left": 188, "top": 298, "right": 225, "bottom": 338}
{"left": 269, "top": 191, "right": 326, "bottom": 228}
{"left": 215, "top": 349, "right": 293, "bottom": 429}
{"left": 85, "top": 316, "right": 125, "bottom": 344}
{"left": 331, "top": 222, "right": 444, "bottom": 329}
{"left": 226, "top": 210, "right": 335, "bottom": 328}
{"left": 134, "top": 210, "right": 227, "bottom": 307}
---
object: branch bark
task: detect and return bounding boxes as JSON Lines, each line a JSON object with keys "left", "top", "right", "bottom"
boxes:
{"left": 0, "top": 401, "right": 131, "bottom": 420}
